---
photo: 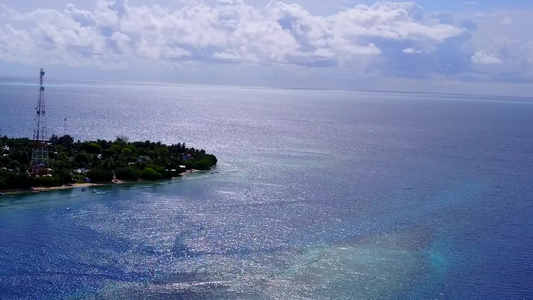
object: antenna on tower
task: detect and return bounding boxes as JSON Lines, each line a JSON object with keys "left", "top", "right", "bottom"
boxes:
{"left": 31, "top": 68, "right": 49, "bottom": 174}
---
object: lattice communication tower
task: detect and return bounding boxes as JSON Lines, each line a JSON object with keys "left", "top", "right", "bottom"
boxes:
{"left": 31, "top": 68, "right": 49, "bottom": 173}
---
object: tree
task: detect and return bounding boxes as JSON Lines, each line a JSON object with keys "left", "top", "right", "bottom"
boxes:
{"left": 84, "top": 143, "right": 102, "bottom": 154}
{"left": 121, "top": 147, "right": 132, "bottom": 158}
{"left": 206, "top": 154, "right": 218, "bottom": 165}
{"left": 116, "top": 135, "right": 129, "bottom": 143}
{"left": 74, "top": 151, "right": 91, "bottom": 168}
{"left": 102, "top": 158, "right": 117, "bottom": 171}
{"left": 11, "top": 151, "right": 30, "bottom": 165}
{"left": 33, "top": 176, "right": 61, "bottom": 187}
{"left": 7, "top": 160, "right": 20, "bottom": 171}
{"left": 87, "top": 168, "right": 113, "bottom": 183}
{"left": 49, "top": 134, "right": 59, "bottom": 145}
{"left": 141, "top": 167, "right": 163, "bottom": 180}
{"left": 58, "top": 135, "right": 74, "bottom": 148}
{"left": 3, "top": 172, "right": 32, "bottom": 189}
{"left": 109, "top": 144, "right": 123, "bottom": 157}
{"left": 58, "top": 169, "right": 74, "bottom": 184}
{"left": 115, "top": 167, "right": 142, "bottom": 181}
{"left": 0, "top": 136, "right": 217, "bottom": 190}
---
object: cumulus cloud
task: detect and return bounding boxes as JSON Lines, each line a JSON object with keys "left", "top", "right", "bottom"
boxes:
{"left": 472, "top": 51, "right": 502, "bottom": 64}
{"left": 471, "top": 37, "right": 533, "bottom": 82}
{"left": 7, "top": 0, "right": 533, "bottom": 85}
{"left": 0, "top": 1, "right": 466, "bottom": 70}
{"left": 403, "top": 48, "right": 423, "bottom": 54}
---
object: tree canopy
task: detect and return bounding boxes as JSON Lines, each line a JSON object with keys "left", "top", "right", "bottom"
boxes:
{"left": 0, "top": 135, "right": 217, "bottom": 190}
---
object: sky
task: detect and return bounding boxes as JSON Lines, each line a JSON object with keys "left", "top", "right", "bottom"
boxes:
{"left": 0, "top": 0, "right": 532, "bottom": 96}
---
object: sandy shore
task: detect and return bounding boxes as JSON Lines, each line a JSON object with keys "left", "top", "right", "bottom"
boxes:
{"left": 0, "top": 169, "right": 201, "bottom": 196}
{"left": 32, "top": 183, "right": 103, "bottom": 192}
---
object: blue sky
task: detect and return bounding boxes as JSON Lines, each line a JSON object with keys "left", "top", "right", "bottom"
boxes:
{"left": 0, "top": 0, "right": 532, "bottom": 96}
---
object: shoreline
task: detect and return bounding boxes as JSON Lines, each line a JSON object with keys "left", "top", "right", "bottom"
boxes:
{"left": 0, "top": 169, "right": 201, "bottom": 196}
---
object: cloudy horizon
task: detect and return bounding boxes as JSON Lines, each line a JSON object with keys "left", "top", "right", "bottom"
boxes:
{"left": 1, "top": 0, "right": 532, "bottom": 96}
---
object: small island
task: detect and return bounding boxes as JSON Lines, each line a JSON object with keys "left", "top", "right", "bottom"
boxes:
{"left": 0, "top": 135, "right": 217, "bottom": 192}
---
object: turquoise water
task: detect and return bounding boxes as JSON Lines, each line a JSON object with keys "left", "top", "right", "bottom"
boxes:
{"left": 0, "top": 78, "right": 532, "bottom": 299}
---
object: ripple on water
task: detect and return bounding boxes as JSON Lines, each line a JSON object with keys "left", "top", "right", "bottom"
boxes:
{"left": 91, "top": 229, "right": 431, "bottom": 299}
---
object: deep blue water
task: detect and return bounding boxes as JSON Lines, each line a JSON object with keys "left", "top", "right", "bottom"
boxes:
{"left": 0, "top": 78, "right": 532, "bottom": 299}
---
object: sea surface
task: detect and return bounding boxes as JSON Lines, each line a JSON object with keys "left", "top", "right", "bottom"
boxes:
{"left": 0, "top": 77, "right": 532, "bottom": 299}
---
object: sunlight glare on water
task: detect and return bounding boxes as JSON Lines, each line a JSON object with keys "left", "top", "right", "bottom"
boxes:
{"left": 0, "top": 79, "right": 532, "bottom": 299}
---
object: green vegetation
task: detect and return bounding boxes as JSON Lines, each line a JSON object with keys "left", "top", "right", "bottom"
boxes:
{"left": 0, "top": 135, "right": 217, "bottom": 190}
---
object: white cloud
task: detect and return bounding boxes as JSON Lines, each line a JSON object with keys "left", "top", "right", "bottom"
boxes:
{"left": 403, "top": 48, "right": 423, "bottom": 54}
{"left": 0, "top": 0, "right": 531, "bottom": 86}
{"left": 0, "top": 24, "right": 36, "bottom": 64}
{"left": 331, "top": 3, "right": 461, "bottom": 42}
{"left": 0, "top": 1, "right": 464, "bottom": 69}
{"left": 471, "top": 51, "right": 502, "bottom": 64}
{"left": 473, "top": 38, "right": 532, "bottom": 68}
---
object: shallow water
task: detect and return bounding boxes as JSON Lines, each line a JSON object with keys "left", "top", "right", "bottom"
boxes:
{"left": 0, "top": 79, "right": 532, "bottom": 299}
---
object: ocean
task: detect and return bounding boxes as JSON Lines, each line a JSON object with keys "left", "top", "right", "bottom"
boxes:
{"left": 0, "top": 77, "right": 532, "bottom": 299}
